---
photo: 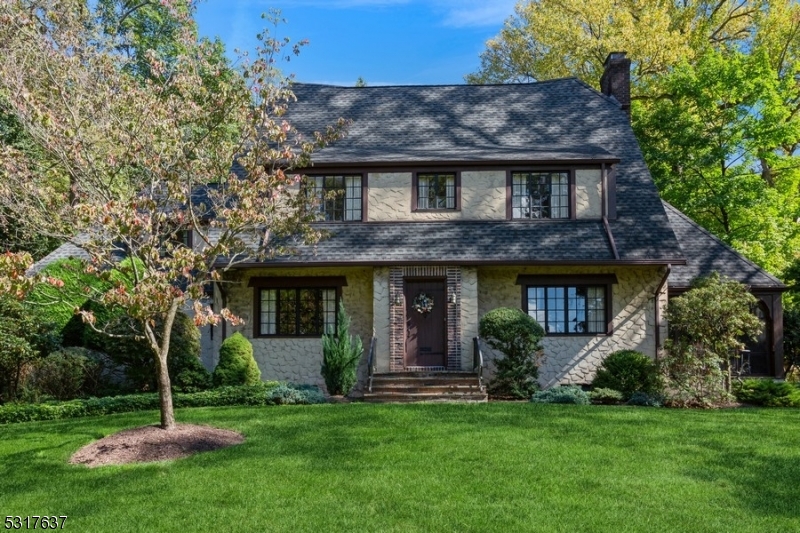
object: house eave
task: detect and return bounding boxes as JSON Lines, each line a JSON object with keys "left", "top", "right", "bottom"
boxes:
{"left": 216, "top": 258, "right": 687, "bottom": 269}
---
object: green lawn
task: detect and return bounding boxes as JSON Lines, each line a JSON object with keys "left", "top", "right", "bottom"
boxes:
{"left": 1, "top": 403, "right": 798, "bottom": 532}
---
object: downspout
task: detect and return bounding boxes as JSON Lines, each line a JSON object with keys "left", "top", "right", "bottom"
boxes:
{"left": 653, "top": 265, "right": 671, "bottom": 360}
{"left": 217, "top": 283, "right": 229, "bottom": 342}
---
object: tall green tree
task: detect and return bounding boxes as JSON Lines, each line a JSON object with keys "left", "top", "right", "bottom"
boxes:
{"left": 468, "top": 0, "right": 800, "bottom": 277}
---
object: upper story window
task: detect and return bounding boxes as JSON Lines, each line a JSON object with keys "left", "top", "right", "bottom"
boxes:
{"left": 415, "top": 172, "right": 457, "bottom": 210}
{"left": 511, "top": 171, "right": 569, "bottom": 219}
{"left": 307, "top": 175, "right": 362, "bottom": 221}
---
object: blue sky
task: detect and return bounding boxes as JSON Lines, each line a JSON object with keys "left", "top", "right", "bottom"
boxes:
{"left": 194, "top": 0, "right": 518, "bottom": 86}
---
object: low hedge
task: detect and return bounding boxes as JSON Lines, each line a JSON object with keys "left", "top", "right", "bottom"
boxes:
{"left": 733, "top": 378, "right": 800, "bottom": 407}
{"left": 0, "top": 381, "right": 331, "bottom": 424}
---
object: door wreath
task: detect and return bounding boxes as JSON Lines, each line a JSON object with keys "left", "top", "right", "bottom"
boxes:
{"left": 412, "top": 292, "right": 434, "bottom": 314}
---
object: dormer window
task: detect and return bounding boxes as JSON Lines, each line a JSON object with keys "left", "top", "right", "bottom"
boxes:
{"left": 307, "top": 175, "right": 362, "bottom": 221}
{"left": 415, "top": 172, "right": 458, "bottom": 210}
{"left": 511, "top": 171, "right": 569, "bottom": 219}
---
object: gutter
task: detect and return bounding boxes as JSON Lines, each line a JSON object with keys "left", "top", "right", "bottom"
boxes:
{"left": 653, "top": 264, "right": 671, "bottom": 359}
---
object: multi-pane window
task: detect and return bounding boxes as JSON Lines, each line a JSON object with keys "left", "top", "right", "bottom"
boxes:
{"left": 417, "top": 173, "right": 456, "bottom": 210}
{"left": 526, "top": 286, "right": 606, "bottom": 334}
{"left": 307, "top": 175, "right": 362, "bottom": 221}
{"left": 512, "top": 171, "right": 569, "bottom": 219}
{"left": 259, "top": 288, "right": 337, "bottom": 336}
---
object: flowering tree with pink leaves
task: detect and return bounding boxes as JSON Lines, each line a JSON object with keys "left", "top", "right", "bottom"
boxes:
{"left": 0, "top": 1, "right": 344, "bottom": 429}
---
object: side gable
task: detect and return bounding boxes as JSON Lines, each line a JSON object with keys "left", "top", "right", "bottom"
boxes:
{"left": 663, "top": 201, "right": 785, "bottom": 290}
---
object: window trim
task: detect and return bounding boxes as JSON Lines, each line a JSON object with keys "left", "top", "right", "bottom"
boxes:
{"left": 516, "top": 274, "right": 616, "bottom": 335}
{"left": 250, "top": 277, "right": 347, "bottom": 338}
{"left": 304, "top": 173, "right": 366, "bottom": 223}
{"left": 412, "top": 171, "right": 461, "bottom": 212}
{"left": 505, "top": 168, "right": 578, "bottom": 220}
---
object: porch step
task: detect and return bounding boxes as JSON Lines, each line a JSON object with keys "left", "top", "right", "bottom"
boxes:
{"left": 364, "top": 372, "right": 487, "bottom": 403}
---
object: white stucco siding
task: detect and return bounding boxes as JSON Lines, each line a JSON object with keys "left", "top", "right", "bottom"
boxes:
{"left": 367, "top": 171, "right": 506, "bottom": 221}
{"left": 220, "top": 267, "right": 373, "bottom": 388}
{"left": 477, "top": 265, "right": 664, "bottom": 387}
{"left": 373, "top": 267, "right": 391, "bottom": 373}
{"left": 461, "top": 266, "right": 479, "bottom": 370}
{"left": 575, "top": 169, "right": 603, "bottom": 219}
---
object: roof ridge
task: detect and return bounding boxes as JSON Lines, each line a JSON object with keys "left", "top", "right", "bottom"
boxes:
{"left": 290, "top": 78, "right": 582, "bottom": 90}
{"left": 662, "top": 200, "right": 784, "bottom": 286}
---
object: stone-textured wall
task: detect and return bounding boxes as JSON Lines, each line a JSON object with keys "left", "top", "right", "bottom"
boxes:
{"left": 575, "top": 169, "right": 602, "bottom": 219}
{"left": 367, "top": 171, "right": 506, "bottom": 221}
{"left": 221, "top": 267, "right": 373, "bottom": 389}
{"left": 373, "top": 267, "right": 391, "bottom": 373}
{"left": 461, "top": 267, "right": 479, "bottom": 370}
{"left": 477, "top": 265, "right": 663, "bottom": 387}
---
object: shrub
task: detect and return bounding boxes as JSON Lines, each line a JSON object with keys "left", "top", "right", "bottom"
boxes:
{"left": 479, "top": 307, "right": 544, "bottom": 399}
{"left": 592, "top": 350, "right": 661, "bottom": 400}
{"left": 0, "top": 382, "right": 283, "bottom": 424}
{"left": 166, "top": 312, "right": 212, "bottom": 393}
{"left": 267, "top": 384, "right": 327, "bottom": 405}
{"left": 321, "top": 303, "right": 363, "bottom": 396}
{"left": 589, "top": 387, "right": 625, "bottom": 405}
{"left": 213, "top": 332, "right": 261, "bottom": 387}
{"left": 25, "top": 347, "right": 103, "bottom": 401}
{"left": 530, "top": 385, "right": 590, "bottom": 405}
{"left": 626, "top": 392, "right": 664, "bottom": 407}
{"left": 0, "top": 295, "right": 60, "bottom": 403}
{"left": 662, "top": 273, "right": 762, "bottom": 407}
{"left": 733, "top": 378, "right": 800, "bottom": 407}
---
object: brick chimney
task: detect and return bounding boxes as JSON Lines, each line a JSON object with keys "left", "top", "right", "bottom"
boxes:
{"left": 600, "top": 52, "right": 631, "bottom": 117}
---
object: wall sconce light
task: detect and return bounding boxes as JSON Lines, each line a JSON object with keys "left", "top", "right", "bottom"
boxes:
{"left": 448, "top": 292, "right": 456, "bottom": 304}
{"left": 393, "top": 293, "right": 402, "bottom": 306}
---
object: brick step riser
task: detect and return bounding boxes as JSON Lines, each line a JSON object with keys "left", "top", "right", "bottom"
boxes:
{"left": 363, "top": 394, "right": 488, "bottom": 403}
{"left": 371, "top": 377, "right": 478, "bottom": 384}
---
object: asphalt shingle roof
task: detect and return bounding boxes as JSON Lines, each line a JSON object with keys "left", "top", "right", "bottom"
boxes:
{"left": 217, "top": 220, "right": 621, "bottom": 266}
{"left": 664, "top": 201, "right": 784, "bottom": 290}
{"left": 283, "top": 81, "right": 684, "bottom": 263}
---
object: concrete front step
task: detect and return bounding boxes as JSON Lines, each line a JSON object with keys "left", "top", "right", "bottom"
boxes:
{"left": 364, "top": 371, "right": 487, "bottom": 403}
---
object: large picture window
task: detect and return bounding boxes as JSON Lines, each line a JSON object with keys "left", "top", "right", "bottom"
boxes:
{"left": 517, "top": 275, "right": 616, "bottom": 335}
{"left": 307, "top": 175, "right": 362, "bottom": 221}
{"left": 511, "top": 171, "right": 569, "bottom": 219}
{"left": 416, "top": 173, "right": 456, "bottom": 210}
{"left": 526, "top": 286, "right": 606, "bottom": 334}
{"left": 250, "top": 277, "right": 347, "bottom": 338}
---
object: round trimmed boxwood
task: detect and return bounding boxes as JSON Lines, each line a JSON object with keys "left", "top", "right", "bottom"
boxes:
{"left": 213, "top": 332, "right": 261, "bottom": 387}
{"left": 592, "top": 350, "right": 661, "bottom": 399}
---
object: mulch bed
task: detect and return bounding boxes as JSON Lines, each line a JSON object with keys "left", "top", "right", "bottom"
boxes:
{"left": 69, "top": 424, "right": 244, "bottom": 468}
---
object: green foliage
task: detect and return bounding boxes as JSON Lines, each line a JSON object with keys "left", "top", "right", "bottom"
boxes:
{"left": 166, "top": 311, "right": 212, "bottom": 393}
{"left": 626, "top": 392, "right": 664, "bottom": 407}
{"left": 662, "top": 273, "right": 762, "bottom": 407}
{"left": 479, "top": 307, "right": 544, "bottom": 398}
{"left": 530, "top": 385, "right": 591, "bottom": 405}
{"left": 267, "top": 384, "right": 327, "bottom": 406}
{"left": 589, "top": 387, "right": 625, "bottom": 405}
{"left": 321, "top": 303, "right": 362, "bottom": 396}
{"left": 213, "top": 332, "right": 261, "bottom": 387}
{"left": 0, "top": 295, "right": 60, "bottom": 403}
{"left": 0, "top": 382, "right": 283, "bottom": 424}
{"left": 733, "top": 378, "right": 800, "bottom": 407}
{"left": 783, "top": 306, "right": 800, "bottom": 379}
{"left": 592, "top": 350, "right": 661, "bottom": 399}
{"left": 25, "top": 348, "right": 103, "bottom": 401}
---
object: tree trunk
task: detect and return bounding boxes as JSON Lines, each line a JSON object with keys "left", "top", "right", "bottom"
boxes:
{"left": 144, "top": 299, "right": 181, "bottom": 431}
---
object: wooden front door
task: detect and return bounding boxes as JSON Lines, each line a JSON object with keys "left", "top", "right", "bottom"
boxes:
{"left": 405, "top": 279, "right": 447, "bottom": 368}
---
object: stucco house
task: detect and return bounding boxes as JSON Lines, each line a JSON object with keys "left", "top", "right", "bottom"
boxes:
{"left": 202, "top": 53, "right": 785, "bottom": 398}
{"left": 33, "top": 53, "right": 785, "bottom": 398}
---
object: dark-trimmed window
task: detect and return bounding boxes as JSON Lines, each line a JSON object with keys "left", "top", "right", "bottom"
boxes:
{"left": 416, "top": 173, "right": 456, "bottom": 210}
{"left": 250, "top": 277, "right": 346, "bottom": 337}
{"left": 307, "top": 175, "right": 362, "bottom": 221}
{"left": 517, "top": 275, "right": 616, "bottom": 335}
{"left": 511, "top": 171, "right": 569, "bottom": 219}
{"left": 526, "top": 286, "right": 606, "bottom": 334}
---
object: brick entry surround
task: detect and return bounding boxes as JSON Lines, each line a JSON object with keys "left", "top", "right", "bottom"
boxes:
{"left": 389, "top": 266, "right": 462, "bottom": 371}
